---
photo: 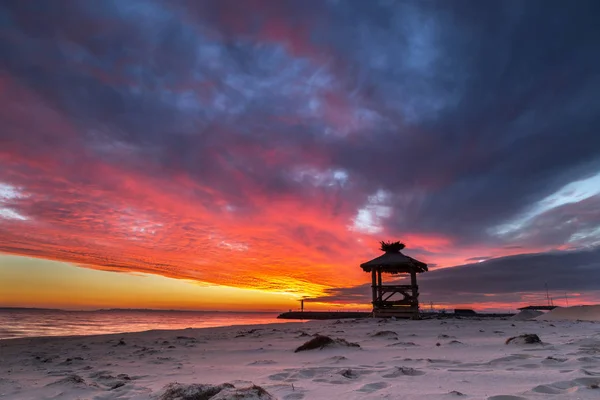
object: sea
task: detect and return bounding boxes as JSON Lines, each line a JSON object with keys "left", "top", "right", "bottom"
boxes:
{"left": 0, "top": 308, "right": 288, "bottom": 340}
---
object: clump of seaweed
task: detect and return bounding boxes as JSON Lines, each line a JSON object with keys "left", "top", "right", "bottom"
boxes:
{"left": 294, "top": 335, "right": 360, "bottom": 352}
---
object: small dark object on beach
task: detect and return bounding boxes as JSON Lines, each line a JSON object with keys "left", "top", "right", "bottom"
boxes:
{"left": 295, "top": 335, "right": 334, "bottom": 352}
{"left": 158, "top": 382, "right": 234, "bottom": 400}
{"left": 436, "top": 342, "right": 441, "bottom": 346}
{"left": 449, "top": 390, "right": 465, "bottom": 396}
{"left": 212, "top": 384, "right": 274, "bottom": 399}
{"left": 111, "top": 382, "right": 126, "bottom": 390}
{"left": 294, "top": 335, "right": 359, "bottom": 352}
{"left": 116, "top": 339, "right": 126, "bottom": 346}
{"left": 505, "top": 334, "right": 542, "bottom": 345}
{"left": 340, "top": 369, "right": 359, "bottom": 379}
{"left": 46, "top": 374, "right": 86, "bottom": 386}
{"left": 372, "top": 330, "right": 397, "bottom": 337}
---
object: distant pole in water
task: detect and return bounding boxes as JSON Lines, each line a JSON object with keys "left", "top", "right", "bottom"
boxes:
{"left": 300, "top": 299, "right": 304, "bottom": 312}
{"left": 564, "top": 292, "right": 569, "bottom": 307}
{"left": 545, "top": 283, "right": 550, "bottom": 306}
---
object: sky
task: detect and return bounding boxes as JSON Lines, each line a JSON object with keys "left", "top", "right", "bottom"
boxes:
{"left": 1, "top": 0, "right": 600, "bottom": 312}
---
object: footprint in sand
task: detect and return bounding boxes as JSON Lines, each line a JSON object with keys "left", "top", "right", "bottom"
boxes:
{"left": 322, "top": 356, "right": 348, "bottom": 364}
{"left": 268, "top": 372, "right": 290, "bottom": 381}
{"left": 248, "top": 360, "right": 277, "bottom": 366}
{"left": 357, "top": 382, "right": 389, "bottom": 393}
{"left": 386, "top": 341, "right": 419, "bottom": 347}
{"left": 283, "top": 393, "right": 305, "bottom": 400}
{"left": 381, "top": 366, "right": 425, "bottom": 377}
{"left": 531, "top": 377, "right": 600, "bottom": 394}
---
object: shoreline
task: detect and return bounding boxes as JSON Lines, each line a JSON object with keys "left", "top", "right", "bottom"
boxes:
{"left": 0, "top": 320, "right": 305, "bottom": 343}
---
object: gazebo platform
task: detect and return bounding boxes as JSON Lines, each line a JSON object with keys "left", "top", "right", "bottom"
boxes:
{"left": 360, "top": 241, "right": 428, "bottom": 319}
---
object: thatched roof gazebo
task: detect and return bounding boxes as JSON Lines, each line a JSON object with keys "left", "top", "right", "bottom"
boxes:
{"left": 360, "top": 241, "right": 428, "bottom": 319}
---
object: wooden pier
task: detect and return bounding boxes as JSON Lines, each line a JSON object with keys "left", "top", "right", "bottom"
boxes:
{"left": 277, "top": 311, "right": 371, "bottom": 320}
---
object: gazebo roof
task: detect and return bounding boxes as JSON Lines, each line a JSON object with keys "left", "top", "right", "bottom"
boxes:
{"left": 360, "top": 241, "right": 428, "bottom": 274}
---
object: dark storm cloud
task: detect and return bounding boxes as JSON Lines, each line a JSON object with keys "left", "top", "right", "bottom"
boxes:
{"left": 323, "top": 0, "right": 600, "bottom": 244}
{"left": 310, "top": 246, "right": 600, "bottom": 305}
{"left": 1, "top": 0, "right": 600, "bottom": 262}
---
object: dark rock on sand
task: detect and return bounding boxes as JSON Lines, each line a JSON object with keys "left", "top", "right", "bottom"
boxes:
{"left": 159, "top": 382, "right": 274, "bottom": 400}
{"left": 158, "top": 382, "right": 234, "bottom": 400}
{"left": 505, "top": 334, "right": 542, "bottom": 345}
{"left": 46, "top": 374, "right": 86, "bottom": 386}
{"left": 294, "top": 335, "right": 360, "bottom": 352}
{"left": 212, "top": 385, "right": 275, "bottom": 400}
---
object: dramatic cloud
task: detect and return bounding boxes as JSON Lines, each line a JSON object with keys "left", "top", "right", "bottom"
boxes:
{"left": 1, "top": 0, "right": 599, "bottom": 305}
{"left": 311, "top": 247, "right": 600, "bottom": 309}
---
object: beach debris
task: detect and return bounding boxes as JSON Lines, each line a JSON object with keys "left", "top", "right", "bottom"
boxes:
{"left": 448, "top": 390, "right": 466, "bottom": 396}
{"left": 158, "top": 382, "right": 275, "bottom": 400}
{"left": 294, "top": 335, "right": 360, "bottom": 352}
{"left": 236, "top": 329, "right": 260, "bottom": 338}
{"left": 211, "top": 384, "right": 275, "bottom": 400}
{"left": 544, "top": 356, "right": 567, "bottom": 363}
{"left": 436, "top": 342, "right": 441, "bottom": 346}
{"left": 386, "top": 341, "right": 418, "bottom": 347}
{"left": 437, "top": 334, "right": 455, "bottom": 339}
{"left": 158, "top": 382, "right": 234, "bottom": 400}
{"left": 505, "top": 334, "right": 542, "bottom": 345}
{"left": 382, "top": 366, "right": 425, "bottom": 377}
{"left": 247, "top": 360, "right": 277, "bottom": 366}
{"left": 325, "top": 355, "right": 349, "bottom": 363}
{"left": 371, "top": 330, "right": 398, "bottom": 338}
{"left": 46, "top": 374, "right": 86, "bottom": 386}
{"left": 340, "top": 368, "right": 359, "bottom": 379}
{"left": 111, "top": 381, "right": 126, "bottom": 390}
{"left": 116, "top": 339, "right": 127, "bottom": 346}
{"left": 34, "top": 355, "right": 54, "bottom": 363}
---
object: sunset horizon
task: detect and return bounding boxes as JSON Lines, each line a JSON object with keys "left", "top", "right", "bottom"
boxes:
{"left": 2, "top": 2, "right": 600, "bottom": 399}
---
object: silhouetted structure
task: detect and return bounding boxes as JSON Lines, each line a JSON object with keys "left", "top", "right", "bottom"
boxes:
{"left": 517, "top": 305, "right": 557, "bottom": 311}
{"left": 454, "top": 309, "right": 477, "bottom": 315}
{"left": 360, "top": 241, "right": 428, "bottom": 319}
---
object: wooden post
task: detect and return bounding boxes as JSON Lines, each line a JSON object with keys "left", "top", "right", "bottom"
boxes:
{"left": 410, "top": 268, "right": 418, "bottom": 313}
{"left": 377, "top": 269, "right": 382, "bottom": 303}
{"left": 371, "top": 269, "right": 377, "bottom": 310}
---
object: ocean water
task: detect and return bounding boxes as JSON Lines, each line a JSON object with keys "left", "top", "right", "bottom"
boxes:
{"left": 0, "top": 309, "right": 288, "bottom": 340}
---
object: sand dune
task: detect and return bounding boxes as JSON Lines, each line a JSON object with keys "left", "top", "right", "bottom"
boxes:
{"left": 535, "top": 305, "right": 600, "bottom": 322}
{"left": 0, "top": 317, "right": 599, "bottom": 399}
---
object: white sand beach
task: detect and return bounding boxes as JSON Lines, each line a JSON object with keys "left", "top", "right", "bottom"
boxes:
{"left": 1, "top": 307, "right": 599, "bottom": 400}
